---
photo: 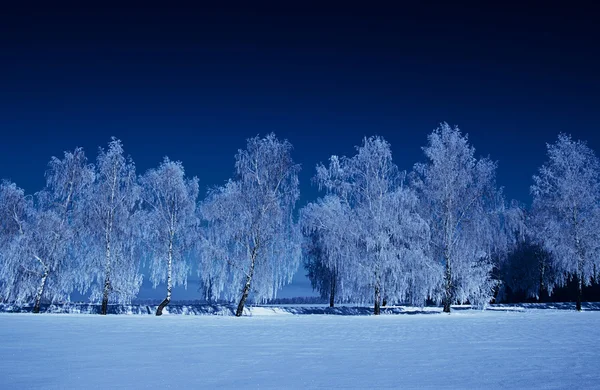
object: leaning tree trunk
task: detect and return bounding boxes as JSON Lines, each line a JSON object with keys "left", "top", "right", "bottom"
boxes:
{"left": 32, "top": 268, "right": 49, "bottom": 314}
{"left": 235, "top": 252, "right": 257, "bottom": 317}
{"left": 443, "top": 258, "right": 452, "bottom": 313}
{"left": 156, "top": 236, "right": 174, "bottom": 316}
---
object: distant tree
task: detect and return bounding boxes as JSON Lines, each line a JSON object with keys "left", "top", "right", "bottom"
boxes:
{"left": 200, "top": 134, "right": 301, "bottom": 316}
{"left": 82, "top": 138, "right": 143, "bottom": 315}
{"left": 413, "top": 123, "right": 504, "bottom": 312}
{"left": 300, "top": 196, "right": 352, "bottom": 308}
{"left": 140, "top": 158, "right": 199, "bottom": 316}
{"left": 531, "top": 133, "right": 600, "bottom": 311}
{"left": 496, "top": 239, "right": 555, "bottom": 302}
{"left": 302, "top": 229, "right": 340, "bottom": 307}
{"left": 314, "top": 136, "right": 432, "bottom": 314}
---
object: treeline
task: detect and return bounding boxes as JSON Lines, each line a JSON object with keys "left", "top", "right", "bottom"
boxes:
{"left": 1, "top": 124, "right": 599, "bottom": 316}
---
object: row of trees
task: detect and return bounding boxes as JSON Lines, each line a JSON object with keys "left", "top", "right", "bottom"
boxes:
{"left": 0, "top": 135, "right": 300, "bottom": 316}
{"left": 1, "top": 126, "right": 599, "bottom": 315}
{"left": 301, "top": 125, "right": 519, "bottom": 313}
{"left": 302, "top": 128, "right": 600, "bottom": 312}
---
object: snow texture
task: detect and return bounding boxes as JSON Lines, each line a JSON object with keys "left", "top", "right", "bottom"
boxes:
{"left": 1, "top": 308, "right": 599, "bottom": 389}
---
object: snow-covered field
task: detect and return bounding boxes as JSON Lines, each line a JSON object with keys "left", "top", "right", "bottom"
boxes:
{"left": 1, "top": 309, "right": 599, "bottom": 389}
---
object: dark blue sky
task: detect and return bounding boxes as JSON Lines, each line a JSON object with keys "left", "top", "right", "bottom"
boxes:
{"left": 1, "top": 3, "right": 599, "bottom": 299}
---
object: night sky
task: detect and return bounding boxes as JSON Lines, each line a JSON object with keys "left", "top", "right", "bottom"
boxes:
{"left": 1, "top": 3, "right": 599, "bottom": 299}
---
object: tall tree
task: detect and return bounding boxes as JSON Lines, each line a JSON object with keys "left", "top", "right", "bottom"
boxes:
{"left": 0, "top": 181, "right": 29, "bottom": 303}
{"left": 531, "top": 133, "right": 600, "bottom": 311}
{"left": 314, "top": 136, "right": 432, "bottom": 314}
{"left": 140, "top": 158, "right": 198, "bottom": 316}
{"left": 82, "top": 138, "right": 142, "bottom": 315}
{"left": 200, "top": 134, "right": 301, "bottom": 317}
{"left": 28, "top": 148, "right": 94, "bottom": 312}
{"left": 413, "top": 123, "right": 503, "bottom": 312}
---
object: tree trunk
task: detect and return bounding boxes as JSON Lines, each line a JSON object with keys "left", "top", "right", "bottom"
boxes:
{"left": 576, "top": 272, "right": 583, "bottom": 312}
{"left": 329, "top": 274, "right": 336, "bottom": 308}
{"left": 443, "top": 259, "right": 452, "bottom": 313}
{"left": 156, "top": 296, "right": 171, "bottom": 316}
{"left": 235, "top": 252, "right": 257, "bottom": 317}
{"left": 156, "top": 238, "right": 174, "bottom": 316}
{"left": 101, "top": 275, "right": 110, "bottom": 315}
{"left": 382, "top": 298, "right": 387, "bottom": 307}
{"left": 32, "top": 270, "right": 48, "bottom": 314}
{"left": 101, "top": 230, "right": 112, "bottom": 315}
{"left": 538, "top": 260, "right": 547, "bottom": 303}
{"left": 374, "top": 283, "right": 381, "bottom": 315}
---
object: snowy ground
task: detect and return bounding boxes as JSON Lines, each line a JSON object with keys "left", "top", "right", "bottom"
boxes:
{"left": 1, "top": 309, "right": 599, "bottom": 389}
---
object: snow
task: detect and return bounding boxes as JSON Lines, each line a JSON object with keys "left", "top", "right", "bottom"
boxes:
{"left": 1, "top": 309, "right": 599, "bottom": 389}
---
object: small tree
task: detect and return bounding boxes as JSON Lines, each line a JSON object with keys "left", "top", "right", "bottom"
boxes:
{"left": 200, "top": 134, "right": 301, "bottom": 316}
{"left": 140, "top": 158, "right": 198, "bottom": 316}
{"left": 531, "top": 133, "right": 600, "bottom": 311}
{"left": 300, "top": 196, "right": 353, "bottom": 307}
{"left": 497, "top": 239, "right": 555, "bottom": 302}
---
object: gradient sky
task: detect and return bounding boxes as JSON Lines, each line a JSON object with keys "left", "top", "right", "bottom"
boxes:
{"left": 1, "top": 3, "right": 599, "bottom": 300}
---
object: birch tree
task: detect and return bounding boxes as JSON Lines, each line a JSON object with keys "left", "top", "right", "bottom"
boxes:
{"left": 140, "top": 158, "right": 199, "bottom": 316}
{"left": 300, "top": 196, "right": 354, "bottom": 307}
{"left": 314, "top": 136, "right": 433, "bottom": 314}
{"left": 200, "top": 134, "right": 301, "bottom": 316}
{"left": 0, "top": 148, "right": 94, "bottom": 312}
{"left": 413, "top": 123, "right": 503, "bottom": 312}
{"left": 27, "top": 148, "right": 94, "bottom": 312}
{"left": 0, "top": 181, "right": 29, "bottom": 303}
{"left": 303, "top": 233, "right": 339, "bottom": 307}
{"left": 531, "top": 133, "right": 600, "bottom": 311}
{"left": 82, "top": 138, "right": 142, "bottom": 315}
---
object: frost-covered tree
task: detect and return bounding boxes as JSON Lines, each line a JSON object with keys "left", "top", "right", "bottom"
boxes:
{"left": 300, "top": 196, "right": 354, "bottom": 307}
{"left": 0, "top": 148, "right": 93, "bottom": 312}
{"left": 314, "top": 136, "right": 433, "bottom": 314}
{"left": 82, "top": 138, "right": 143, "bottom": 315}
{"left": 27, "top": 148, "right": 94, "bottom": 312}
{"left": 531, "top": 133, "right": 600, "bottom": 311}
{"left": 140, "top": 158, "right": 199, "bottom": 316}
{"left": 303, "top": 233, "right": 338, "bottom": 307}
{"left": 413, "top": 123, "right": 504, "bottom": 312}
{"left": 200, "top": 134, "right": 301, "bottom": 316}
{"left": 0, "top": 181, "right": 29, "bottom": 303}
